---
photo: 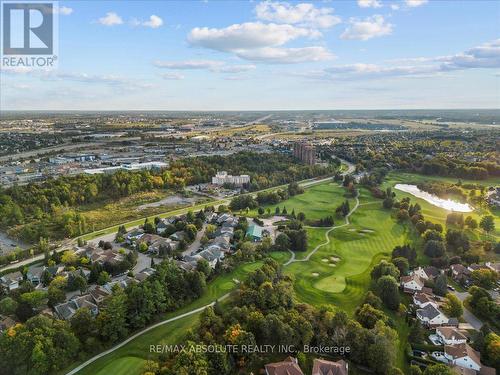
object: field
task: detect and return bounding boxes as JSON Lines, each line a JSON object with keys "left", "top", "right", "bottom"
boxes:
{"left": 248, "top": 181, "right": 355, "bottom": 222}
{"left": 62, "top": 261, "right": 264, "bottom": 375}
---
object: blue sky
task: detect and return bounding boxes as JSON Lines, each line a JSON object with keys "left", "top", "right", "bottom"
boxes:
{"left": 1, "top": 0, "right": 499, "bottom": 110}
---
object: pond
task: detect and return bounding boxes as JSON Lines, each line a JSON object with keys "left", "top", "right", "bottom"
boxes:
{"left": 394, "top": 184, "right": 473, "bottom": 212}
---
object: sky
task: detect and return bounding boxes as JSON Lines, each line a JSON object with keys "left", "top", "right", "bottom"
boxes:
{"left": 1, "top": 0, "right": 499, "bottom": 110}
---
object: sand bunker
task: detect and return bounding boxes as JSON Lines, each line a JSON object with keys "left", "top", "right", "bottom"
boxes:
{"left": 312, "top": 272, "right": 320, "bottom": 277}
{"left": 321, "top": 258, "right": 329, "bottom": 262}
{"left": 328, "top": 264, "right": 336, "bottom": 267}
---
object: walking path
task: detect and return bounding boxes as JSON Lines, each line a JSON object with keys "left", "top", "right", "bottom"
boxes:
{"left": 284, "top": 191, "right": 360, "bottom": 266}
{"left": 65, "top": 292, "right": 231, "bottom": 375}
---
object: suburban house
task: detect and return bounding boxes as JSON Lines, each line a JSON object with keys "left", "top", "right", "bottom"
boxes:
{"left": 265, "top": 357, "right": 348, "bottom": 375}
{"left": 125, "top": 228, "right": 144, "bottom": 244}
{"left": 26, "top": 266, "right": 44, "bottom": 285}
{"left": 185, "top": 246, "right": 225, "bottom": 269}
{"left": 0, "top": 316, "right": 16, "bottom": 333}
{"left": 156, "top": 217, "right": 175, "bottom": 234}
{"left": 0, "top": 271, "right": 23, "bottom": 291}
{"left": 400, "top": 274, "right": 425, "bottom": 294}
{"left": 246, "top": 223, "right": 263, "bottom": 242}
{"left": 89, "top": 285, "right": 111, "bottom": 305}
{"left": 169, "top": 231, "right": 186, "bottom": 242}
{"left": 451, "top": 264, "right": 472, "bottom": 284}
{"left": 54, "top": 294, "right": 99, "bottom": 321}
{"left": 416, "top": 304, "right": 458, "bottom": 328}
{"left": 265, "top": 357, "right": 304, "bottom": 375}
{"left": 444, "top": 344, "right": 481, "bottom": 372}
{"left": 485, "top": 261, "right": 500, "bottom": 273}
{"left": 311, "top": 358, "right": 348, "bottom": 375}
{"left": 436, "top": 327, "right": 468, "bottom": 345}
{"left": 90, "top": 249, "right": 125, "bottom": 266}
{"left": 413, "top": 292, "right": 438, "bottom": 309}
{"left": 134, "top": 267, "right": 156, "bottom": 282}
{"left": 412, "top": 266, "right": 440, "bottom": 280}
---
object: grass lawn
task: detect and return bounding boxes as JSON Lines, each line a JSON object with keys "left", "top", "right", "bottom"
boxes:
{"left": 286, "top": 197, "right": 413, "bottom": 314}
{"left": 63, "top": 261, "right": 264, "bottom": 375}
{"left": 248, "top": 182, "right": 354, "bottom": 222}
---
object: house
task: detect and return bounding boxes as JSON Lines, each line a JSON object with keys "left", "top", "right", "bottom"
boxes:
{"left": 451, "top": 264, "right": 472, "bottom": 284}
{"left": 246, "top": 223, "right": 263, "bottom": 242}
{"left": 400, "top": 274, "right": 425, "bottom": 294}
{"left": 412, "top": 266, "right": 440, "bottom": 280}
{"left": 26, "top": 266, "right": 44, "bottom": 285}
{"left": 436, "top": 327, "right": 468, "bottom": 345}
{"left": 485, "top": 262, "right": 500, "bottom": 273}
{"left": 185, "top": 246, "right": 225, "bottom": 269}
{"left": 312, "top": 358, "right": 348, "bottom": 375}
{"left": 0, "top": 271, "right": 23, "bottom": 291}
{"left": 134, "top": 267, "right": 156, "bottom": 282}
{"left": 468, "top": 264, "right": 488, "bottom": 272}
{"left": 265, "top": 356, "right": 304, "bottom": 375}
{"left": 54, "top": 294, "right": 99, "bottom": 321}
{"left": 445, "top": 344, "right": 481, "bottom": 372}
{"left": 89, "top": 285, "right": 111, "bottom": 305}
{"left": 417, "top": 304, "right": 457, "bottom": 328}
{"left": 156, "top": 219, "right": 170, "bottom": 234}
{"left": 0, "top": 316, "right": 16, "bottom": 333}
{"left": 126, "top": 228, "right": 144, "bottom": 244}
{"left": 413, "top": 292, "right": 438, "bottom": 309}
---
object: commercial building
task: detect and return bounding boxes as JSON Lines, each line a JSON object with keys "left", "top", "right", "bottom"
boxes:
{"left": 211, "top": 171, "right": 250, "bottom": 186}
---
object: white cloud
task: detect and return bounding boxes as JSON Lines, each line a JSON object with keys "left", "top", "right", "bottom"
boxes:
{"left": 255, "top": 1, "right": 341, "bottom": 29}
{"left": 188, "top": 22, "right": 320, "bottom": 52}
{"left": 405, "top": 0, "right": 428, "bottom": 7}
{"left": 341, "top": 15, "right": 392, "bottom": 41}
{"left": 357, "top": 0, "right": 383, "bottom": 9}
{"left": 57, "top": 6, "right": 73, "bottom": 15}
{"left": 143, "top": 15, "right": 164, "bottom": 28}
{"left": 98, "top": 12, "right": 123, "bottom": 26}
{"left": 160, "top": 72, "right": 185, "bottom": 80}
{"left": 187, "top": 21, "right": 332, "bottom": 63}
{"left": 154, "top": 60, "right": 257, "bottom": 73}
{"left": 235, "top": 46, "right": 334, "bottom": 63}
{"left": 390, "top": 3, "right": 400, "bottom": 10}
{"left": 295, "top": 39, "right": 500, "bottom": 81}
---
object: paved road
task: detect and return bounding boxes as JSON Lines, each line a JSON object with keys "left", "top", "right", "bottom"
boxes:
{"left": 452, "top": 291, "right": 484, "bottom": 331}
{"left": 65, "top": 292, "right": 231, "bottom": 375}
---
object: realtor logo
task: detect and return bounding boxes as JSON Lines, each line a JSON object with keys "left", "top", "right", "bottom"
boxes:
{"left": 1, "top": 1, "right": 58, "bottom": 68}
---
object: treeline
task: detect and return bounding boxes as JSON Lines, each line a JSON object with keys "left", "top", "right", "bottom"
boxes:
{"left": 154, "top": 259, "right": 406, "bottom": 375}
{"left": 0, "top": 261, "right": 207, "bottom": 375}
{"left": 0, "top": 152, "right": 334, "bottom": 243}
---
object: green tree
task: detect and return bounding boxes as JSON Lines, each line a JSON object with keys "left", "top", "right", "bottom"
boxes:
{"left": 0, "top": 297, "right": 18, "bottom": 315}
{"left": 433, "top": 274, "right": 448, "bottom": 296}
{"left": 423, "top": 364, "right": 453, "bottom": 375}
{"left": 355, "top": 303, "right": 388, "bottom": 329}
{"left": 377, "top": 275, "right": 400, "bottom": 310}
{"left": 371, "top": 260, "right": 400, "bottom": 280}
{"left": 97, "top": 286, "right": 128, "bottom": 343}
{"left": 480, "top": 215, "right": 495, "bottom": 234}
{"left": 97, "top": 271, "right": 111, "bottom": 285}
{"left": 442, "top": 293, "right": 463, "bottom": 318}
{"left": 391, "top": 257, "right": 409, "bottom": 275}
{"left": 274, "top": 233, "right": 291, "bottom": 251}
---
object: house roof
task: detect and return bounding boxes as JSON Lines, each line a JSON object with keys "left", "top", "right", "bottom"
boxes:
{"left": 417, "top": 304, "right": 442, "bottom": 320}
{"left": 445, "top": 344, "right": 481, "bottom": 365}
{"left": 424, "top": 266, "right": 440, "bottom": 278}
{"left": 401, "top": 274, "right": 424, "bottom": 287}
{"left": 312, "top": 359, "right": 348, "bottom": 375}
{"left": 437, "top": 327, "right": 467, "bottom": 341}
{"left": 413, "top": 292, "right": 436, "bottom": 305}
{"left": 451, "top": 366, "right": 476, "bottom": 375}
{"left": 246, "top": 224, "right": 263, "bottom": 238}
{"left": 265, "top": 357, "right": 304, "bottom": 375}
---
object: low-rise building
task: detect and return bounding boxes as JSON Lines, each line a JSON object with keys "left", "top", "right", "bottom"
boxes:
{"left": 211, "top": 171, "right": 250, "bottom": 186}
{"left": 312, "top": 358, "right": 348, "bottom": 375}
{"left": 417, "top": 304, "right": 458, "bottom": 328}
{"left": 400, "top": 274, "right": 425, "bottom": 294}
{"left": 413, "top": 292, "right": 438, "bottom": 309}
{"left": 0, "top": 271, "right": 23, "bottom": 291}
{"left": 54, "top": 294, "right": 99, "bottom": 321}
{"left": 265, "top": 356, "right": 304, "bottom": 375}
{"left": 436, "top": 327, "right": 468, "bottom": 345}
{"left": 445, "top": 344, "right": 481, "bottom": 372}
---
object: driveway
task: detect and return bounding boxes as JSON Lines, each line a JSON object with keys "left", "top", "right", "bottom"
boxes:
{"left": 452, "top": 291, "right": 483, "bottom": 331}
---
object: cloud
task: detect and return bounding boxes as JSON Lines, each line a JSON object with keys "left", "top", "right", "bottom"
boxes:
{"left": 188, "top": 22, "right": 320, "bottom": 52}
{"left": 142, "top": 15, "right": 164, "bottom": 28}
{"left": 341, "top": 15, "right": 392, "bottom": 41}
{"left": 187, "top": 21, "right": 333, "bottom": 63}
{"left": 57, "top": 6, "right": 73, "bottom": 15}
{"left": 294, "top": 39, "right": 500, "bottom": 81}
{"left": 405, "top": 0, "right": 428, "bottom": 7}
{"left": 357, "top": 0, "right": 383, "bottom": 8}
{"left": 254, "top": 1, "right": 341, "bottom": 29}
{"left": 390, "top": 4, "right": 400, "bottom": 10}
{"left": 235, "top": 46, "right": 334, "bottom": 63}
{"left": 98, "top": 12, "right": 123, "bottom": 26}
{"left": 160, "top": 72, "right": 185, "bottom": 80}
{"left": 154, "top": 60, "right": 257, "bottom": 73}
